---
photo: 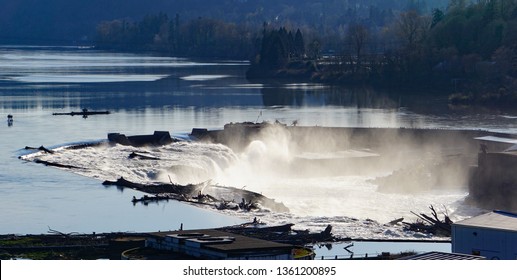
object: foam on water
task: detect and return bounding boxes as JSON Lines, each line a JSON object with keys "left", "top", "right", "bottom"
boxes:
{"left": 22, "top": 136, "right": 484, "bottom": 240}
{"left": 181, "top": 75, "right": 231, "bottom": 81}
{"left": 11, "top": 74, "right": 170, "bottom": 83}
{"left": 22, "top": 141, "right": 237, "bottom": 185}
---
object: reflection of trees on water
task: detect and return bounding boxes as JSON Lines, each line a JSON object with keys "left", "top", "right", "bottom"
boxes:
{"left": 1, "top": 81, "right": 409, "bottom": 112}
{"left": 261, "top": 84, "right": 399, "bottom": 108}
{"left": 6, "top": 74, "right": 503, "bottom": 116}
{"left": 0, "top": 63, "right": 254, "bottom": 111}
{"left": 0, "top": 80, "right": 182, "bottom": 111}
{"left": 0, "top": 76, "right": 262, "bottom": 111}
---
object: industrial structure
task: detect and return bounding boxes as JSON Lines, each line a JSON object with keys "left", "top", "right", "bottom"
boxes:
{"left": 452, "top": 210, "right": 517, "bottom": 260}
{"left": 144, "top": 229, "right": 296, "bottom": 260}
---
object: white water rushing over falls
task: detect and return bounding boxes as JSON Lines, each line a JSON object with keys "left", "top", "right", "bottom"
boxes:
{"left": 21, "top": 130, "right": 485, "bottom": 240}
{"left": 3, "top": 46, "right": 514, "bottom": 238}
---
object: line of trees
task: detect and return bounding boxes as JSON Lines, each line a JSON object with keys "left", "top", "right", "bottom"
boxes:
{"left": 257, "top": 0, "right": 517, "bottom": 95}
{"left": 256, "top": 27, "right": 306, "bottom": 69}
{"left": 386, "top": 0, "right": 517, "bottom": 92}
{"left": 0, "top": 0, "right": 451, "bottom": 46}
{"left": 93, "top": 1, "right": 448, "bottom": 60}
{"left": 95, "top": 14, "right": 257, "bottom": 59}
{"left": 95, "top": 0, "right": 517, "bottom": 101}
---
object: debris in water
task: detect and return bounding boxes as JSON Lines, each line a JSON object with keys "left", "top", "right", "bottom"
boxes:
{"left": 103, "top": 177, "right": 289, "bottom": 213}
{"left": 403, "top": 205, "right": 453, "bottom": 237}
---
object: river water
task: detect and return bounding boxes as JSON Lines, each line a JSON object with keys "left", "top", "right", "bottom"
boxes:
{"left": 1, "top": 46, "right": 516, "bottom": 242}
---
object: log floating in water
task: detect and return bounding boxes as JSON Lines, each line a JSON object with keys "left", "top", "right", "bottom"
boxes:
{"left": 103, "top": 177, "right": 289, "bottom": 213}
{"left": 52, "top": 109, "right": 110, "bottom": 116}
{"left": 33, "top": 159, "right": 82, "bottom": 169}
{"left": 24, "top": 146, "right": 55, "bottom": 154}
{"left": 128, "top": 152, "right": 160, "bottom": 160}
{"left": 102, "top": 177, "right": 190, "bottom": 195}
{"left": 218, "top": 223, "right": 335, "bottom": 245}
{"left": 132, "top": 194, "right": 172, "bottom": 204}
{"left": 385, "top": 217, "right": 404, "bottom": 226}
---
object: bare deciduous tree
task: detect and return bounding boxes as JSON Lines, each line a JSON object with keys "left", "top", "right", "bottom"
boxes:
{"left": 347, "top": 23, "right": 369, "bottom": 71}
{"left": 395, "top": 10, "right": 430, "bottom": 50}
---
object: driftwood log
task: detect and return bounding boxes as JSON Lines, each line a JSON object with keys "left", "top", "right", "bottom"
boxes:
{"left": 103, "top": 177, "right": 289, "bottom": 213}
{"left": 33, "top": 159, "right": 82, "bottom": 169}
{"left": 219, "top": 223, "right": 335, "bottom": 245}
{"left": 24, "top": 146, "right": 55, "bottom": 154}
{"left": 103, "top": 177, "right": 193, "bottom": 195}
{"left": 128, "top": 152, "right": 160, "bottom": 160}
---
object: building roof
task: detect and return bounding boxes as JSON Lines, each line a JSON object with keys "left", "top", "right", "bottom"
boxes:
{"left": 401, "top": 251, "right": 485, "bottom": 260}
{"left": 475, "top": 136, "right": 517, "bottom": 145}
{"left": 454, "top": 210, "right": 517, "bottom": 232}
{"left": 505, "top": 144, "right": 517, "bottom": 152}
{"left": 149, "top": 229, "right": 293, "bottom": 253}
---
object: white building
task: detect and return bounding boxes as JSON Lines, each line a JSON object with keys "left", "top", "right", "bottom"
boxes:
{"left": 452, "top": 210, "right": 517, "bottom": 260}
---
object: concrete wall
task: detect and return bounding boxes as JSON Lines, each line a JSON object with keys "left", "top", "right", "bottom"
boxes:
{"left": 468, "top": 153, "right": 517, "bottom": 211}
{"left": 198, "top": 124, "right": 517, "bottom": 210}
{"left": 199, "top": 125, "right": 496, "bottom": 154}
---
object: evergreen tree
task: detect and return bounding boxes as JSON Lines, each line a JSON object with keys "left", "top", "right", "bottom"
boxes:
{"left": 259, "top": 28, "right": 289, "bottom": 69}
{"left": 431, "top": 8, "right": 445, "bottom": 27}
{"left": 294, "top": 29, "right": 305, "bottom": 58}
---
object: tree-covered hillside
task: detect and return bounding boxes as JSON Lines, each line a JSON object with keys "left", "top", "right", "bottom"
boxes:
{"left": 238, "top": 0, "right": 517, "bottom": 105}
{"left": 0, "top": 0, "right": 449, "bottom": 44}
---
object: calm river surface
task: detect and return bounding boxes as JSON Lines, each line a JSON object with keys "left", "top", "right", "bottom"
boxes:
{"left": 1, "top": 46, "right": 516, "bottom": 248}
